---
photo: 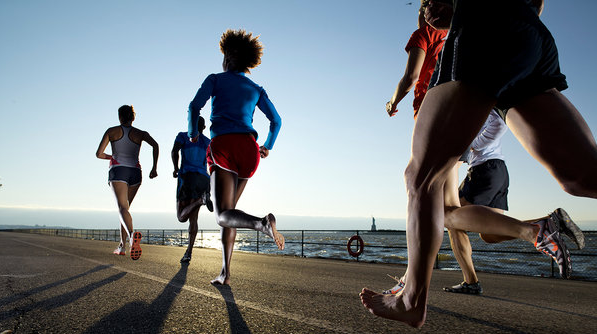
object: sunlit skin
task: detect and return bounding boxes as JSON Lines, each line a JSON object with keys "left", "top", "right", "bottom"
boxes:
{"left": 363, "top": 0, "right": 597, "bottom": 327}
{"left": 189, "top": 31, "right": 284, "bottom": 285}
{"left": 96, "top": 107, "right": 159, "bottom": 251}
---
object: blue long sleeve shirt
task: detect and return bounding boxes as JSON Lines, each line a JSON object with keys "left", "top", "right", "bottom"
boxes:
{"left": 188, "top": 71, "right": 282, "bottom": 150}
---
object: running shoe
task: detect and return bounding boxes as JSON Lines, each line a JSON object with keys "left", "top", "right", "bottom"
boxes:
{"left": 180, "top": 253, "right": 192, "bottom": 263}
{"left": 534, "top": 218, "right": 571, "bottom": 279}
{"left": 382, "top": 274, "right": 405, "bottom": 295}
{"left": 113, "top": 245, "right": 125, "bottom": 256}
{"left": 550, "top": 208, "right": 585, "bottom": 250}
{"left": 130, "top": 231, "right": 143, "bottom": 260}
{"left": 443, "top": 281, "right": 483, "bottom": 294}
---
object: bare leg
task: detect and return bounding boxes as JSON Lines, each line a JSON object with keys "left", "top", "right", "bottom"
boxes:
{"left": 178, "top": 198, "right": 203, "bottom": 222}
{"left": 445, "top": 205, "right": 539, "bottom": 243}
{"left": 212, "top": 170, "right": 284, "bottom": 248}
{"left": 507, "top": 88, "right": 597, "bottom": 198}
{"left": 110, "top": 182, "right": 140, "bottom": 242}
{"left": 184, "top": 206, "right": 200, "bottom": 258}
{"left": 361, "top": 82, "right": 495, "bottom": 328}
{"left": 210, "top": 168, "right": 283, "bottom": 285}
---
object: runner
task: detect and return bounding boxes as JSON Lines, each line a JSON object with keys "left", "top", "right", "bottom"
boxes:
{"left": 95, "top": 105, "right": 159, "bottom": 260}
{"left": 187, "top": 29, "right": 284, "bottom": 285}
{"left": 361, "top": 0, "right": 597, "bottom": 328}
{"left": 172, "top": 115, "right": 213, "bottom": 264}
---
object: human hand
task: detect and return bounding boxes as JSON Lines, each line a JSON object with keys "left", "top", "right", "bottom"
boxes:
{"left": 173, "top": 169, "right": 179, "bottom": 178}
{"left": 150, "top": 168, "right": 158, "bottom": 179}
{"left": 259, "top": 146, "right": 269, "bottom": 158}
{"left": 386, "top": 101, "right": 398, "bottom": 117}
{"left": 425, "top": 0, "right": 453, "bottom": 30}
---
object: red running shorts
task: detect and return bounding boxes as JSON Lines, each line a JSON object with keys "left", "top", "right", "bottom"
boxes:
{"left": 207, "top": 133, "right": 260, "bottom": 179}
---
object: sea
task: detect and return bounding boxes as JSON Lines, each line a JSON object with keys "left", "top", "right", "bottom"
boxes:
{"left": 2, "top": 207, "right": 597, "bottom": 281}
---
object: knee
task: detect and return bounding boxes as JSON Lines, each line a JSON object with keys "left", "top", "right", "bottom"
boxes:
{"left": 443, "top": 206, "right": 460, "bottom": 228}
{"left": 404, "top": 160, "right": 446, "bottom": 196}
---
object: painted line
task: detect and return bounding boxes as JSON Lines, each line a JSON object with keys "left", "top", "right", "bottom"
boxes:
{"left": 14, "top": 239, "right": 370, "bottom": 334}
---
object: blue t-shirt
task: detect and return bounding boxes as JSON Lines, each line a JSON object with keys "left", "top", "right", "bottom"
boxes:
{"left": 175, "top": 132, "right": 210, "bottom": 177}
{"left": 188, "top": 71, "right": 281, "bottom": 150}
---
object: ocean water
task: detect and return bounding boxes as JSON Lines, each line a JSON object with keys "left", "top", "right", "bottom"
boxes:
{"left": 17, "top": 227, "right": 597, "bottom": 282}
{"left": 2, "top": 207, "right": 596, "bottom": 281}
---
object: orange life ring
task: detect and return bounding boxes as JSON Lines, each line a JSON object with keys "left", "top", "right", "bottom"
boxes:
{"left": 347, "top": 235, "right": 364, "bottom": 257}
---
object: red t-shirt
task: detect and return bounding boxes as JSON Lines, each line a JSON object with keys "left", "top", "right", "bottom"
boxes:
{"left": 405, "top": 24, "right": 447, "bottom": 118}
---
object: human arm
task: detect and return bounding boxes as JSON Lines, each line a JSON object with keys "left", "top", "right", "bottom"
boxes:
{"left": 188, "top": 75, "right": 215, "bottom": 142}
{"left": 171, "top": 139, "right": 183, "bottom": 178}
{"left": 142, "top": 131, "right": 159, "bottom": 179}
{"left": 95, "top": 129, "right": 112, "bottom": 160}
{"left": 424, "top": 0, "right": 453, "bottom": 30}
{"left": 386, "top": 47, "right": 426, "bottom": 117}
{"left": 256, "top": 89, "right": 282, "bottom": 153}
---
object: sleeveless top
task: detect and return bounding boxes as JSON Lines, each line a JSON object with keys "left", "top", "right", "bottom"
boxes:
{"left": 110, "top": 126, "right": 141, "bottom": 169}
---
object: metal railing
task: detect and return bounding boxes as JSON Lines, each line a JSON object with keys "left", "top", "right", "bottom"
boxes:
{"left": 5, "top": 228, "right": 596, "bottom": 281}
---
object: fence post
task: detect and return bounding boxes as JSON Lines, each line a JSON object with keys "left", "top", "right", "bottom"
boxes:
{"left": 551, "top": 258, "right": 555, "bottom": 277}
{"left": 435, "top": 254, "right": 440, "bottom": 269}
{"left": 301, "top": 230, "right": 304, "bottom": 257}
{"left": 162, "top": 230, "right": 165, "bottom": 245}
{"left": 356, "top": 230, "right": 360, "bottom": 262}
{"left": 256, "top": 230, "right": 260, "bottom": 254}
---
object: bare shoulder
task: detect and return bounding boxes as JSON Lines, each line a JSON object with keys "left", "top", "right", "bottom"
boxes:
{"left": 106, "top": 125, "right": 123, "bottom": 141}
{"left": 128, "top": 126, "right": 147, "bottom": 144}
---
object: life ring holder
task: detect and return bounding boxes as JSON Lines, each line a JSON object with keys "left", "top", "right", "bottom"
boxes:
{"left": 347, "top": 235, "right": 364, "bottom": 257}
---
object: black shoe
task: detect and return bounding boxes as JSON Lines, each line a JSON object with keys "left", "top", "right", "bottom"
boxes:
{"left": 443, "top": 281, "right": 483, "bottom": 294}
{"left": 180, "top": 253, "right": 192, "bottom": 263}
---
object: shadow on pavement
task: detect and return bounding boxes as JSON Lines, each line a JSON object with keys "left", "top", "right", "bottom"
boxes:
{"left": 82, "top": 263, "right": 189, "bottom": 333}
{"left": 213, "top": 284, "right": 251, "bottom": 334}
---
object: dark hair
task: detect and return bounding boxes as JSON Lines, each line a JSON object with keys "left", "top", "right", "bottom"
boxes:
{"left": 118, "top": 105, "right": 135, "bottom": 123}
{"left": 219, "top": 29, "right": 263, "bottom": 73}
{"left": 198, "top": 116, "right": 205, "bottom": 130}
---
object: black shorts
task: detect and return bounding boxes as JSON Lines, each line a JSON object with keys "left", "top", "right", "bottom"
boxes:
{"left": 459, "top": 159, "right": 509, "bottom": 210}
{"left": 108, "top": 166, "right": 142, "bottom": 186}
{"left": 177, "top": 172, "right": 210, "bottom": 202}
{"left": 429, "top": 0, "right": 567, "bottom": 110}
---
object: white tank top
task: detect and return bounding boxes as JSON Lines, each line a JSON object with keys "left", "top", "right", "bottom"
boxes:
{"left": 110, "top": 126, "right": 141, "bottom": 169}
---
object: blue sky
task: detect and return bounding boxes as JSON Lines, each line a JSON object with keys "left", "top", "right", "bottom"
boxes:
{"left": 1, "top": 0, "right": 597, "bottom": 230}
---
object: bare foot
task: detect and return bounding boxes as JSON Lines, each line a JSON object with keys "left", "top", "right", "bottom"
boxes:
{"left": 263, "top": 213, "right": 284, "bottom": 250}
{"left": 359, "top": 288, "right": 426, "bottom": 328}
{"left": 210, "top": 270, "right": 230, "bottom": 285}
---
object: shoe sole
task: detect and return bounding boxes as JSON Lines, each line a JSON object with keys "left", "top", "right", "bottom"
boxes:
{"left": 130, "top": 232, "right": 142, "bottom": 261}
{"left": 553, "top": 208, "right": 585, "bottom": 250}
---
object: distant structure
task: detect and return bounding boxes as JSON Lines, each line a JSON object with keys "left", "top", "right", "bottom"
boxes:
{"left": 370, "top": 216, "right": 377, "bottom": 232}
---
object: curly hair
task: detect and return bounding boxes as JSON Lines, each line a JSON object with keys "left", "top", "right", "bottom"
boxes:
{"left": 219, "top": 29, "right": 263, "bottom": 73}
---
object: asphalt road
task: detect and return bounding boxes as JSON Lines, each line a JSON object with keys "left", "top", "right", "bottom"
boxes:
{"left": 1, "top": 231, "right": 596, "bottom": 333}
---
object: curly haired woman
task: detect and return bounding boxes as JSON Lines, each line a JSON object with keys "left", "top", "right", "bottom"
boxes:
{"left": 188, "top": 29, "right": 284, "bottom": 285}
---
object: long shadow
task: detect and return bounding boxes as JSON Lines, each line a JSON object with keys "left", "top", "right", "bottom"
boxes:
{"left": 479, "top": 295, "right": 597, "bottom": 320}
{"left": 83, "top": 263, "right": 189, "bottom": 334}
{"left": 213, "top": 284, "right": 252, "bottom": 334}
{"left": 0, "top": 271, "right": 126, "bottom": 321}
{"left": 0, "top": 265, "right": 112, "bottom": 306}
{"left": 428, "top": 305, "right": 530, "bottom": 334}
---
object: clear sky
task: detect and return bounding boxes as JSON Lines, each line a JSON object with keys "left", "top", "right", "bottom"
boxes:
{"left": 1, "top": 0, "right": 597, "bottom": 230}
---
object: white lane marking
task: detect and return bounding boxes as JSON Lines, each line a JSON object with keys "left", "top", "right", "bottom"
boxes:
{"left": 14, "top": 239, "right": 369, "bottom": 334}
